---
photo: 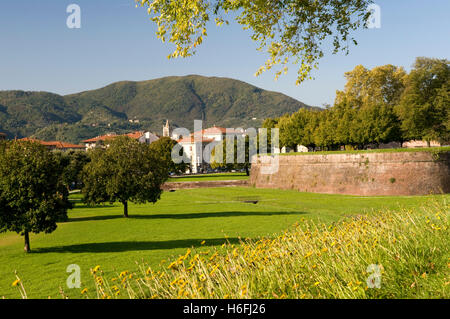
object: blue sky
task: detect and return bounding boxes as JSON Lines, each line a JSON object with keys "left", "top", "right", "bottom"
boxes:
{"left": 0, "top": 0, "right": 449, "bottom": 107}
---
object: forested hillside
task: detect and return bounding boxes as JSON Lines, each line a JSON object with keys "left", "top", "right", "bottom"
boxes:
{"left": 0, "top": 75, "right": 313, "bottom": 143}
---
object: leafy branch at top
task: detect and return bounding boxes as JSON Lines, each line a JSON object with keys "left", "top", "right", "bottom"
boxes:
{"left": 136, "top": 0, "right": 373, "bottom": 84}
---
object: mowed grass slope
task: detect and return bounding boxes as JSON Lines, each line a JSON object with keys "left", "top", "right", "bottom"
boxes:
{"left": 0, "top": 187, "right": 447, "bottom": 299}
{"left": 167, "top": 173, "right": 249, "bottom": 182}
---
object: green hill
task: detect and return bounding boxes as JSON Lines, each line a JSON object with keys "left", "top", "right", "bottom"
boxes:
{"left": 0, "top": 75, "right": 314, "bottom": 143}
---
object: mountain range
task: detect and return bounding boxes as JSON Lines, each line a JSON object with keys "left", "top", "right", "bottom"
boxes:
{"left": 0, "top": 75, "right": 315, "bottom": 144}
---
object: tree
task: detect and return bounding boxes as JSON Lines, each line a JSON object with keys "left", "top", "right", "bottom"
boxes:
{"left": 277, "top": 114, "right": 296, "bottom": 149}
{"left": 262, "top": 117, "right": 279, "bottom": 151}
{"left": 211, "top": 134, "right": 255, "bottom": 175}
{"left": 261, "top": 118, "right": 278, "bottom": 131}
{"left": 333, "top": 64, "right": 405, "bottom": 148}
{"left": 267, "top": 58, "right": 448, "bottom": 150}
{"left": 301, "top": 110, "right": 321, "bottom": 149}
{"left": 149, "top": 137, "right": 189, "bottom": 174}
{"left": 332, "top": 102, "right": 355, "bottom": 147}
{"left": 435, "top": 83, "right": 450, "bottom": 143}
{"left": 290, "top": 108, "right": 315, "bottom": 148}
{"left": 335, "top": 64, "right": 406, "bottom": 108}
{"left": 54, "top": 150, "right": 91, "bottom": 191}
{"left": 0, "top": 141, "right": 71, "bottom": 253}
{"left": 395, "top": 57, "right": 450, "bottom": 145}
{"left": 351, "top": 103, "right": 401, "bottom": 147}
{"left": 82, "top": 136, "right": 168, "bottom": 218}
{"left": 137, "top": 0, "right": 372, "bottom": 84}
{"left": 313, "top": 108, "right": 335, "bottom": 150}
{"left": 277, "top": 109, "right": 314, "bottom": 150}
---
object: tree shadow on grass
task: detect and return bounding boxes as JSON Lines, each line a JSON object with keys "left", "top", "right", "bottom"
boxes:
{"left": 68, "top": 210, "right": 307, "bottom": 223}
{"left": 169, "top": 174, "right": 247, "bottom": 180}
{"left": 70, "top": 204, "right": 115, "bottom": 209}
{"left": 32, "top": 237, "right": 243, "bottom": 254}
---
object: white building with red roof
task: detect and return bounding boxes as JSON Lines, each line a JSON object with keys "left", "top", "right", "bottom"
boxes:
{"left": 176, "top": 125, "right": 245, "bottom": 173}
{"left": 83, "top": 131, "right": 159, "bottom": 150}
{"left": 18, "top": 138, "right": 85, "bottom": 151}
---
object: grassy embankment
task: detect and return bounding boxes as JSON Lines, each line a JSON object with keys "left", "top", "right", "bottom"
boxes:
{"left": 91, "top": 198, "right": 449, "bottom": 299}
{"left": 1, "top": 188, "right": 447, "bottom": 299}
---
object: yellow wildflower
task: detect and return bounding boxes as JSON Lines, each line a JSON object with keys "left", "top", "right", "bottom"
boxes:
{"left": 168, "top": 261, "right": 178, "bottom": 269}
{"left": 241, "top": 284, "right": 247, "bottom": 296}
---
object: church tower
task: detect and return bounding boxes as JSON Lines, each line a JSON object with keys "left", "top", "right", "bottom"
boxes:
{"left": 163, "top": 120, "right": 170, "bottom": 137}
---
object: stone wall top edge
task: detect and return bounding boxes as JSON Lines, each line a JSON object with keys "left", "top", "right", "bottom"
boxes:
{"left": 255, "top": 151, "right": 448, "bottom": 163}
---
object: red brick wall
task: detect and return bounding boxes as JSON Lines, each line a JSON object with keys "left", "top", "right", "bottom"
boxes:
{"left": 250, "top": 152, "right": 450, "bottom": 196}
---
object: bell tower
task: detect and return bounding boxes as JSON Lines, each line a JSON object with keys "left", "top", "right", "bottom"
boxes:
{"left": 163, "top": 120, "right": 170, "bottom": 137}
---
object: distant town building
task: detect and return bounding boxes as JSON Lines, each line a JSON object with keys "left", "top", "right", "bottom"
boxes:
{"left": 402, "top": 140, "right": 442, "bottom": 148}
{"left": 364, "top": 140, "right": 443, "bottom": 150}
{"left": 83, "top": 131, "right": 159, "bottom": 150}
{"left": 274, "top": 145, "right": 308, "bottom": 154}
{"left": 177, "top": 135, "right": 217, "bottom": 174}
{"left": 297, "top": 145, "right": 309, "bottom": 153}
{"left": 18, "top": 138, "right": 85, "bottom": 151}
{"left": 176, "top": 126, "right": 245, "bottom": 173}
{"left": 163, "top": 120, "right": 170, "bottom": 137}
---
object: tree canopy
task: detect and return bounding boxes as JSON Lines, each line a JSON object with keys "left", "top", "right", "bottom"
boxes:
{"left": 149, "top": 136, "right": 189, "bottom": 174}
{"left": 82, "top": 136, "right": 169, "bottom": 217}
{"left": 395, "top": 57, "right": 450, "bottom": 145}
{"left": 0, "top": 141, "right": 71, "bottom": 252}
{"left": 136, "top": 0, "right": 372, "bottom": 84}
{"left": 54, "top": 150, "right": 91, "bottom": 191}
{"left": 263, "top": 57, "right": 450, "bottom": 150}
{"left": 211, "top": 134, "right": 255, "bottom": 175}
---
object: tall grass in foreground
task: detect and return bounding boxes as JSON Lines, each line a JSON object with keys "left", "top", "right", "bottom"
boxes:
{"left": 87, "top": 200, "right": 448, "bottom": 299}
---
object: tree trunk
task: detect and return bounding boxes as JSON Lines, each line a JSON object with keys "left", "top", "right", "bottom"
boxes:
{"left": 24, "top": 231, "right": 30, "bottom": 253}
{"left": 426, "top": 140, "right": 431, "bottom": 148}
{"left": 123, "top": 201, "right": 128, "bottom": 218}
{"left": 245, "top": 166, "right": 250, "bottom": 176}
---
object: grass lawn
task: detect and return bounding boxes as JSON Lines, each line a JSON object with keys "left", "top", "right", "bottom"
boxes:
{"left": 167, "top": 172, "right": 249, "bottom": 182}
{"left": 0, "top": 187, "right": 447, "bottom": 299}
